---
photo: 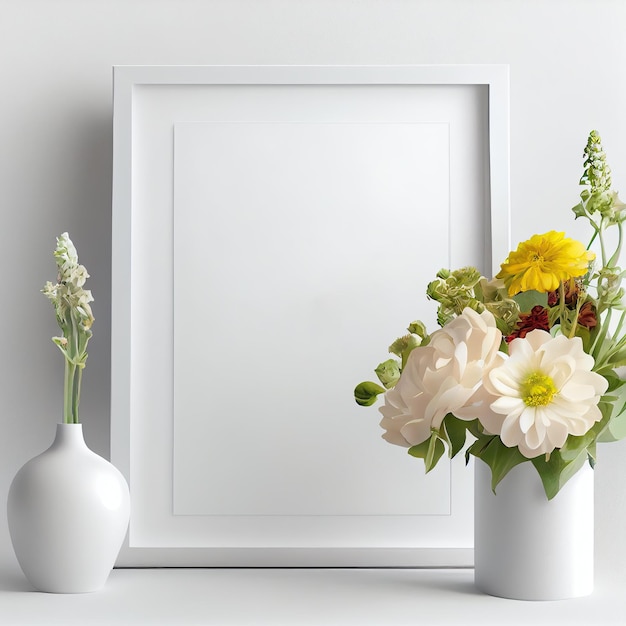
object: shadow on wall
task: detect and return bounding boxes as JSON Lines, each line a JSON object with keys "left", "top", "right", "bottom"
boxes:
{"left": 2, "top": 106, "right": 116, "bottom": 501}
{"left": 66, "top": 109, "right": 115, "bottom": 462}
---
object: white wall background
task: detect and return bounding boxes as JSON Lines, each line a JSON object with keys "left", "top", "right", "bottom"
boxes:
{"left": 1, "top": 0, "right": 626, "bottom": 577}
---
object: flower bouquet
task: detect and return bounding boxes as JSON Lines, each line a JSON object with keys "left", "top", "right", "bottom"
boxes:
{"left": 355, "top": 130, "right": 626, "bottom": 500}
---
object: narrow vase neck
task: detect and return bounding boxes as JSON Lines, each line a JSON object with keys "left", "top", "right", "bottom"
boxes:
{"left": 52, "top": 423, "right": 86, "bottom": 448}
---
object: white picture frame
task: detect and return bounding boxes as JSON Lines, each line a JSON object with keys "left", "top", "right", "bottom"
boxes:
{"left": 111, "top": 65, "right": 510, "bottom": 567}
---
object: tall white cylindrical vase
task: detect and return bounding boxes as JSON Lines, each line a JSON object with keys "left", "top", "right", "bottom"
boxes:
{"left": 474, "top": 459, "right": 594, "bottom": 600}
{"left": 7, "top": 423, "right": 130, "bottom": 593}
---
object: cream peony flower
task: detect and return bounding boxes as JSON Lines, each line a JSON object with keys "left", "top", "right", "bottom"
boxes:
{"left": 482, "top": 329, "right": 608, "bottom": 458}
{"left": 379, "top": 308, "right": 505, "bottom": 447}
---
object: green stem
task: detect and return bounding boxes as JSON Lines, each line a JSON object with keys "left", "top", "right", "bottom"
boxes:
{"left": 595, "top": 327, "right": 617, "bottom": 369}
{"left": 569, "top": 295, "right": 584, "bottom": 339}
{"left": 63, "top": 358, "right": 69, "bottom": 423}
{"left": 614, "top": 310, "right": 626, "bottom": 341}
{"left": 608, "top": 221, "right": 624, "bottom": 268}
{"left": 559, "top": 282, "right": 566, "bottom": 331}
{"left": 598, "top": 218, "right": 608, "bottom": 268}
{"left": 593, "top": 311, "right": 626, "bottom": 370}
{"left": 591, "top": 307, "right": 612, "bottom": 362}
{"left": 64, "top": 360, "right": 76, "bottom": 424}
{"left": 72, "top": 366, "right": 83, "bottom": 424}
{"left": 586, "top": 224, "right": 600, "bottom": 251}
{"left": 61, "top": 313, "right": 82, "bottom": 424}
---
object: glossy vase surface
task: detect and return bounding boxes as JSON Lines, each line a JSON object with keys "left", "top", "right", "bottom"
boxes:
{"left": 474, "top": 459, "right": 594, "bottom": 600}
{"left": 7, "top": 423, "right": 130, "bottom": 593}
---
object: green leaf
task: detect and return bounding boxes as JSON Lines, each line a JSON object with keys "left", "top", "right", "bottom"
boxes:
{"left": 597, "top": 375, "right": 626, "bottom": 437}
{"left": 409, "top": 434, "right": 445, "bottom": 473}
{"left": 465, "top": 431, "right": 491, "bottom": 464}
{"left": 441, "top": 413, "right": 468, "bottom": 458}
{"left": 466, "top": 419, "right": 485, "bottom": 440}
{"left": 467, "top": 434, "right": 528, "bottom": 493}
{"left": 559, "top": 415, "right": 606, "bottom": 462}
{"left": 529, "top": 405, "right": 607, "bottom": 499}
{"left": 51, "top": 336, "right": 69, "bottom": 360}
{"left": 572, "top": 201, "right": 588, "bottom": 219}
{"left": 573, "top": 325, "right": 593, "bottom": 353}
{"left": 587, "top": 442, "right": 597, "bottom": 468}
{"left": 374, "top": 359, "right": 401, "bottom": 389}
{"left": 354, "top": 381, "right": 385, "bottom": 406}
{"left": 425, "top": 435, "right": 445, "bottom": 472}
{"left": 597, "top": 380, "right": 626, "bottom": 442}
{"left": 531, "top": 449, "right": 588, "bottom": 500}
{"left": 408, "top": 438, "right": 430, "bottom": 459}
{"left": 600, "top": 409, "right": 626, "bottom": 442}
{"left": 513, "top": 289, "right": 548, "bottom": 313}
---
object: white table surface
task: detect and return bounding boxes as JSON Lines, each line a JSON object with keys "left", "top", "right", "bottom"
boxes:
{"left": 1, "top": 563, "right": 624, "bottom": 625}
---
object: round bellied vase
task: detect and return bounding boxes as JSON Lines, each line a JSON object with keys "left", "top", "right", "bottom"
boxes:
{"left": 7, "top": 423, "right": 130, "bottom": 593}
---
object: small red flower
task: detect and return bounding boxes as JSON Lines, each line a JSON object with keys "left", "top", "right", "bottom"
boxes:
{"left": 578, "top": 301, "right": 598, "bottom": 329}
{"left": 547, "top": 290, "right": 558, "bottom": 307}
{"left": 506, "top": 305, "right": 551, "bottom": 343}
{"left": 548, "top": 278, "right": 580, "bottom": 307}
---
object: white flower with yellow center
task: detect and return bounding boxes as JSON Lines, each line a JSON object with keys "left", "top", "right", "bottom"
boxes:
{"left": 379, "top": 307, "right": 505, "bottom": 447}
{"left": 481, "top": 329, "right": 608, "bottom": 458}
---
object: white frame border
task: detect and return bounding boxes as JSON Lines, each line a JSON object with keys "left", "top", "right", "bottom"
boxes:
{"left": 111, "top": 65, "right": 510, "bottom": 567}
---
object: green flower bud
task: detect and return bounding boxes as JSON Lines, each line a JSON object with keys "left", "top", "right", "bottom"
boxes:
{"left": 375, "top": 359, "right": 401, "bottom": 389}
{"left": 388, "top": 333, "right": 422, "bottom": 359}
{"left": 485, "top": 299, "right": 520, "bottom": 334}
{"left": 427, "top": 266, "right": 483, "bottom": 326}
{"left": 407, "top": 320, "right": 427, "bottom": 339}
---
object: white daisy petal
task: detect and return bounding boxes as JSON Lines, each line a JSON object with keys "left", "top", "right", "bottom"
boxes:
{"left": 560, "top": 382, "right": 597, "bottom": 402}
{"left": 491, "top": 396, "right": 525, "bottom": 414}
{"left": 518, "top": 407, "right": 535, "bottom": 434}
{"left": 500, "top": 411, "right": 525, "bottom": 446}
{"left": 481, "top": 330, "right": 607, "bottom": 458}
{"left": 525, "top": 425, "right": 543, "bottom": 450}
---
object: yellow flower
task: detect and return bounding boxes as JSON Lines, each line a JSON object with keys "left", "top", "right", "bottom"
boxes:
{"left": 496, "top": 231, "right": 594, "bottom": 296}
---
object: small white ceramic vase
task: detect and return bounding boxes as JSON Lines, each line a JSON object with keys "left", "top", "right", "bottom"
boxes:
{"left": 474, "top": 458, "right": 594, "bottom": 600}
{"left": 7, "top": 423, "right": 130, "bottom": 593}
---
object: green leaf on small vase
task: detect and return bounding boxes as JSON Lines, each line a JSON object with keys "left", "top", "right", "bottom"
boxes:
{"left": 354, "top": 381, "right": 386, "bottom": 406}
